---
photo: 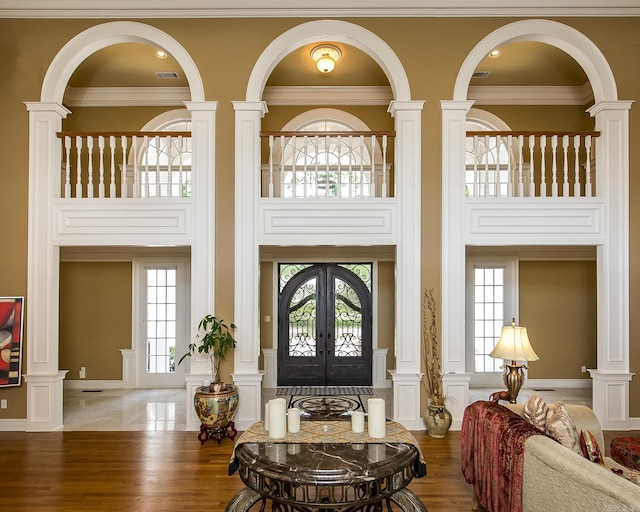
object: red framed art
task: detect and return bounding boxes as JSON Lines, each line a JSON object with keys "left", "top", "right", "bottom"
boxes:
{"left": 0, "top": 297, "right": 24, "bottom": 387}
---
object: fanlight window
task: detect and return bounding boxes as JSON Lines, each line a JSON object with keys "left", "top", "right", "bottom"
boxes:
{"left": 280, "top": 120, "right": 374, "bottom": 199}
{"left": 465, "top": 119, "right": 515, "bottom": 198}
{"left": 138, "top": 120, "right": 192, "bottom": 198}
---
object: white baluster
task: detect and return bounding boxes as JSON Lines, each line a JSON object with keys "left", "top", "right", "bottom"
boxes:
{"left": 506, "top": 135, "right": 513, "bottom": 197}
{"left": 64, "top": 136, "right": 71, "bottom": 198}
{"left": 336, "top": 135, "right": 342, "bottom": 198}
{"left": 382, "top": 135, "right": 388, "bottom": 198}
{"left": 143, "top": 135, "right": 150, "bottom": 198}
{"left": 155, "top": 135, "right": 161, "bottom": 198}
{"left": 291, "top": 135, "right": 297, "bottom": 198}
{"left": 528, "top": 135, "right": 535, "bottom": 197}
{"left": 585, "top": 135, "right": 592, "bottom": 197}
{"left": 484, "top": 135, "right": 490, "bottom": 197}
{"left": 268, "top": 135, "right": 274, "bottom": 198}
{"left": 347, "top": 135, "right": 353, "bottom": 198}
{"left": 166, "top": 136, "right": 173, "bottom": 198}
{"left": 87, "top": 136, "right": 94, "bottom": 198}
{"left": 280, "top": 135, "right": 286, "bottom": 198}
{"left": 550, "top": 135, "right": 558, "bottom": 197}
{"left": 370, "top": 135, "right": 375, "bottom": 198}
{"left": 177, "top": 136, "right": 184, "bottom": 197}
{"left": 517, "top": 135, "right": 524, "bottom": 198}
{"left": 121, "top": 136, "right": 128, "bottom": 198}
{"left": 359, "top": 136, "right": 366, "bottom": 197}
{"left": 573, "top": 135, "right": 581, "bottom": 198}
{"left": 540, "top": 135, "right": 547, "bottom": 197}
{"left": 473, "top": 135, "right": 479, "bottom": 197}
{"left": 75, "top": 136, "right": 83, "bottom": 197}
{"left": 109, "top": 136, "right": 116, "bottom": 198}
{"left": 495, "top": 135, "right": 501, "bottom": 197}
{"left": 303, "top": 136, "right": 309, "bottom": 199}
{"left": 314, "top": 136, "right": 320, "bottom": 199}
{"left": 97, "top": 135, "right": 105, "bottom": 198}
{"left": 132, "top": 136, "right": 139, "bottom": 198}
{"left": 325, "top": 135, "right": 331, "bottom": 198}
{"left": 562, "top": 135, "right": 569, "bottom": 197}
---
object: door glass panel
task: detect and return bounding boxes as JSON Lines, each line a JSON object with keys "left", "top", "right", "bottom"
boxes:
{"left": 145, "top": 268, "right": 177, "bottom": 374}
{"left": 333, "top": 277, "right": 363, "bottom": 357}
{"left": 288, "top": 276, "right": 317, "bottom": 357}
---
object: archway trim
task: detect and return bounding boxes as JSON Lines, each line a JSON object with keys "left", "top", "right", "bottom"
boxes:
{"left": 246, "top": 19, "right": 411, "bottom": 102}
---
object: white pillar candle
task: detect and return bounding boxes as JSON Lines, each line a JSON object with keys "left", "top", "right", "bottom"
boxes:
{"left": 268, "top": 398, "right": 287, "bottom": 439}
{"left": 351, "top": 411, "right": 365, "bottom": 433}
{"left": 287, "top": 407, "right": 301, "bottom": 433}
{"left": 367, "top": 398, "right": 386, "bottom": 438}
{"left": 264, "top": 401, "right": 270, "bottom": 432}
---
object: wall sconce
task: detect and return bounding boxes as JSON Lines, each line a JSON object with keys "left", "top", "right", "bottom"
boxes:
{"left": 310, "top": 44, "right": 342, "bottom": 74}
{"left": 489, "top": 318, "right": 539, "bottom": 403}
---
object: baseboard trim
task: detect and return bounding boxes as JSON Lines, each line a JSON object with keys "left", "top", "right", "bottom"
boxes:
{"left": 629, "top": 417, "right": 640, "bottom": 430}
{"left": 64, "top": 380, "right": 123, "bottom": 390}
{"left": 0, "top": 419, "right": 27, "bottom": 431}
{"left": 526, "top": 378, "right": 592, "bottom": 389}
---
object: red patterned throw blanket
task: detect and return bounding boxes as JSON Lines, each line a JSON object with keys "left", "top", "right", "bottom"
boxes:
{"left": 461, "top": 401, "right": 545, "bottom": 512}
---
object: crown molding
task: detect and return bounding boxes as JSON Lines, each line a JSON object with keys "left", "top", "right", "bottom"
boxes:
{"left": 469, "top": 82, "right": 594, "bottom": 105}
{"left": 63, "top": 84, "right": 594, "bottom": 108}
{"left": 1, "top": 0, "right": 639, "bottom": 18}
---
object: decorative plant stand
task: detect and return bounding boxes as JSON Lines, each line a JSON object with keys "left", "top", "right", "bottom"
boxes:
{"left": 194, "top": 384, "right": 239, "bottom": 445}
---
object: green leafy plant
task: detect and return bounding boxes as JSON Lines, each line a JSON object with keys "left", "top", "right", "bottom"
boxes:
{"left": 178, "top": 315, "right": 237, "bottom": 385}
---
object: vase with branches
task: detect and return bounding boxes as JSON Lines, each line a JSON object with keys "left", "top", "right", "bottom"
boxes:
{"left": 421, "top": 288, "right": 452, "bottom": 437}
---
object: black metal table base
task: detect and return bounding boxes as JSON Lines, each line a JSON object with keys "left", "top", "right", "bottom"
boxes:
{"left": 224, "top": 488, "right": 428, "bottom": 512}
{"left": 198, "top": 421, "right": 237, "bottom": 445}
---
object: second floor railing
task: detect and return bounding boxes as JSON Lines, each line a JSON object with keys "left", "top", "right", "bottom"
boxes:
{"left": 466, "top": 131, "right": 600, "bottom": 199}
{"left": 57, "top": 131, "right": 192, "bottom": 199}
{"left": 260, "top": 131, "right": 395, "bottom": 199}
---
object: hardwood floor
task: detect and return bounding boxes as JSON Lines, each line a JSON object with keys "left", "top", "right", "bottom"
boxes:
{"left": 0, "top": 429, "right": 471, "bottom": 512}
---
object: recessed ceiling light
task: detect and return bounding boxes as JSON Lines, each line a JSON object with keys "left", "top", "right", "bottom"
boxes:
{"left": 488, "top": 49, "right": 501, "bottom": 58}
{"left": 155, "top": 50, "right": 168, "bottom": 59}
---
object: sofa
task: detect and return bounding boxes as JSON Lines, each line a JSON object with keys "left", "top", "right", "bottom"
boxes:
{"left": 461, "top": 400, "right": 640, "bottom": 512}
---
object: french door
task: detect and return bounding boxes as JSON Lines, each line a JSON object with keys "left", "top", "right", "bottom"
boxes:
{"left": 277, "top": 263, "right": 372, "bottom": 386}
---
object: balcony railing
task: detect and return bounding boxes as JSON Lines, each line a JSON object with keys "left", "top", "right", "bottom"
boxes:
{"left": 57, "top": 131, "right": 192, "bottom": 199}
{"left": 260, "top": 131, "right": 395, "bottom": 199}
{"left": 465, "top": 131, "right": 600, "bottom": 199}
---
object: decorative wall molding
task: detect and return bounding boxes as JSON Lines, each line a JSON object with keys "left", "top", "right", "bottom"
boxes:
{"left": 2, "top": 1, "right": 639, "bottom": 19}
{"left": 63, "top": 84, "right": 595, "bottom": 107}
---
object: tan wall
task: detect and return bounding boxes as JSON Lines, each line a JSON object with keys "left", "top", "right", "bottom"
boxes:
{"left": 519, "top": 261, "right": 597, "bottom": 380}
{"left": 1, "top": 16, "right": 639, "bottom": 417}
{"left": 377, "top": 261, "right": 396, "bottom": 374}
{"left": 59, "top": 262, "right": 132, "bottom": 381}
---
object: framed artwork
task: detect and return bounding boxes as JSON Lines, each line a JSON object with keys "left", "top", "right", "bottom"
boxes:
{"left": 0, "top": 297, "right": 24, "bottom": 387}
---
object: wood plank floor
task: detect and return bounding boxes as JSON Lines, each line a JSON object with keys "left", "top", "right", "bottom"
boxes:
{"left": 1, "top": 429, "right": 636, "bottom": 511}
{"left": 0, "top": 429, "right": 471, "bottom": 512}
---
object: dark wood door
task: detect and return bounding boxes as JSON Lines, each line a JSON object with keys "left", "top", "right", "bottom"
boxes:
{"left": 277, "top": 264, "right": 372, "bottom": 386}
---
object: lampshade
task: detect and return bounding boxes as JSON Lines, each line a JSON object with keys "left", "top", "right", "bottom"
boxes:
{"left": 489, "top": 320, "right": 539, "bottom": 362}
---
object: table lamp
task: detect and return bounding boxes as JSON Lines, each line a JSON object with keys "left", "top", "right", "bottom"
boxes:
{"left": 489, "top": 318, "right": 539, "bottom": 403}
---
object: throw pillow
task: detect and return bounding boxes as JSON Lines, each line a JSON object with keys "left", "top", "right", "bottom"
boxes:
{"left": 546, "top": 402, "right": 582, "bottom": 454}
{"left": 579, "top": 429, "right": 605, "bottom": 464}
{"left": 523, "top": 393, "right": 548, "bottom": 432}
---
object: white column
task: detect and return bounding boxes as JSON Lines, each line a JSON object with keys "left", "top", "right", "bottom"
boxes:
{"left": 232, "top": 101, "right": 268, "bottom": 429}
{"left": 24, "top": 102, "right": 69, "bottom": 431}
{"left": 440, "top": 100, "right": 474, "bottom": 428}
{"left": 587, "top": 100, "right": 634, "bottom": 429}
{"left": 183, "top": 101, "right": 218, "bottom": 431}
{"left": 388, "top": 100, "right": 424, "bottom": 430}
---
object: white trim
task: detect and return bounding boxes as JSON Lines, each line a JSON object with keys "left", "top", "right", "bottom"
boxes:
{"left": 630, "top": 417, "right": 640, "bottom": 430}
{"left": 63, "top": 379, "right": 124, "bottom": 390}
{"left": 525, "top": 379, "right": 593, "bottom": 388}
{"left": 2, "top": 1, "right": 639, "bottom": 18}
{"left": 246, "top": 20, "right": 411, "bottom": 103}
{"left": 62, "top": 84, "right": 595, "bottom": 108}
{"left": 0, "top": 419, "right": 28, "bottom": 432}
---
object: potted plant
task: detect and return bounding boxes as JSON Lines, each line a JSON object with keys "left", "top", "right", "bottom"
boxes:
{"left": 421, "top": 288, "right": 452, "bottom": 438}
{"left": 179, "top": 314, "right": 237, "bottom": 390}
{"left": 179, "top": 314, "right": 239, "bottom": 443}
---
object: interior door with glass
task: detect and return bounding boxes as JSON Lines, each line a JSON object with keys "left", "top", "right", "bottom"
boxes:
{"left": 135, "top": 259, "right": 188, "bottom": 388}
{"left": 277, "top": 263, "right": 372, "bottom": 386}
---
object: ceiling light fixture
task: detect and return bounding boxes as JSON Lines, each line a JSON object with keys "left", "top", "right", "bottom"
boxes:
{"left": 310, "top": 44, "right": 342, "bottom": 74}
{"left": 155, "top": 50, "right": 168, "bottom": 59}
{"left": 488, "top": 49, "right": 501, "bottom": 58}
